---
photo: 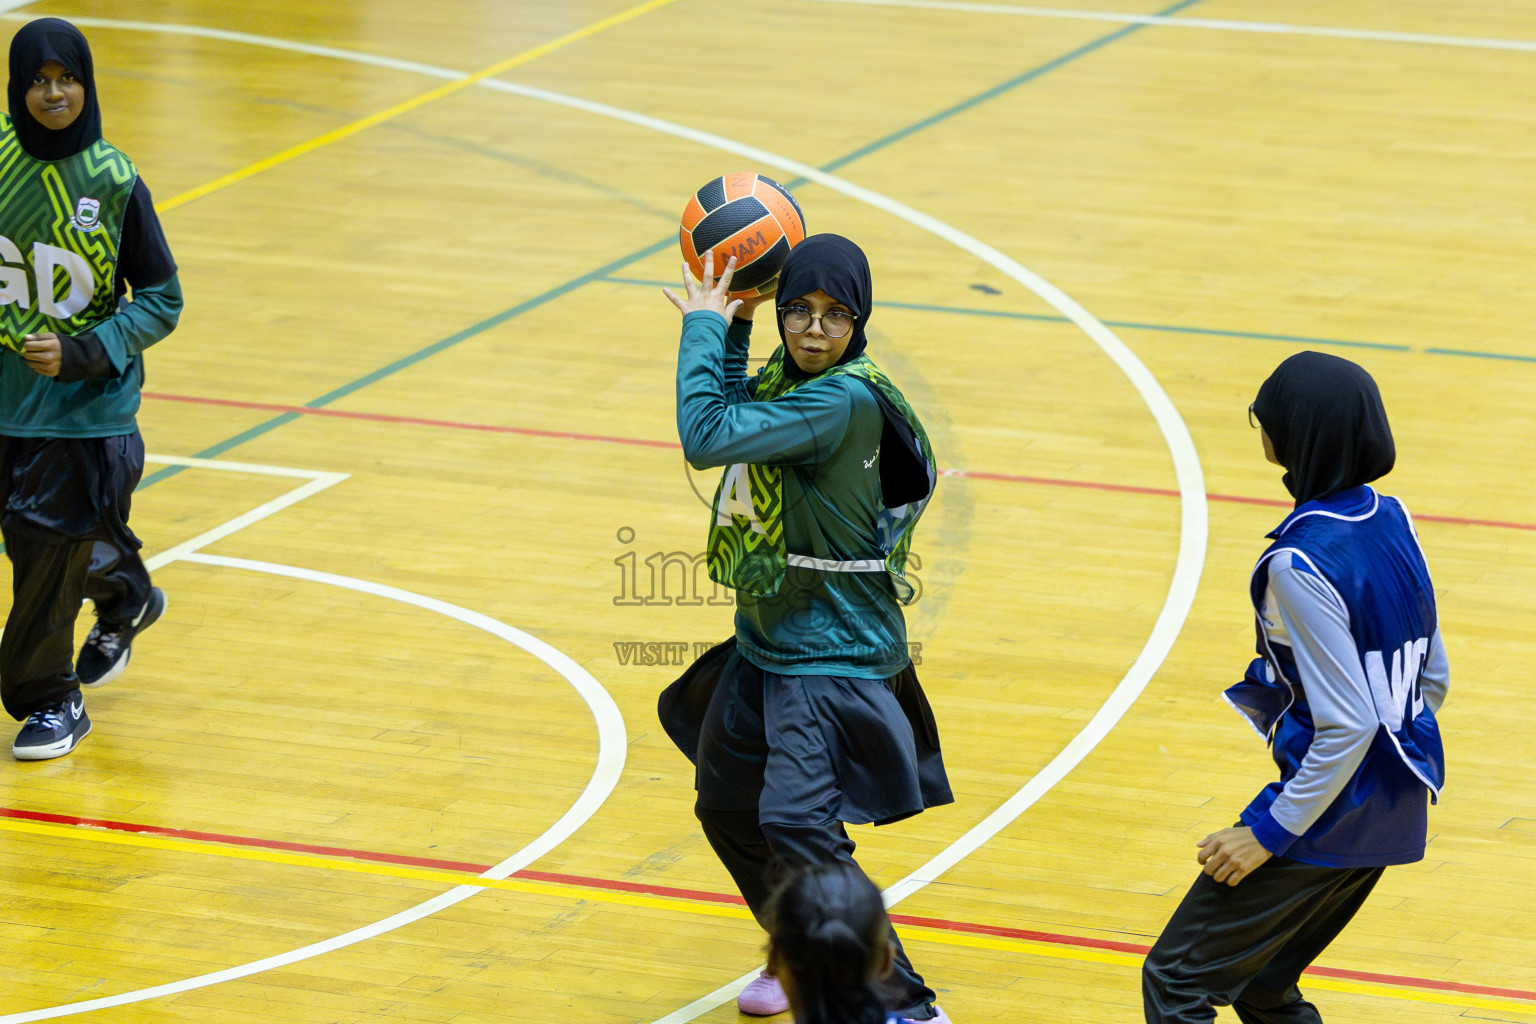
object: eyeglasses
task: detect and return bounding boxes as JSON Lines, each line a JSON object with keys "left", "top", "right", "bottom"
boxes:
{"left": 780, "top": 305, "right": 857, "bottom": 339}
{"left": 1248, "top": 403, "right": 1259, "bottom": 429}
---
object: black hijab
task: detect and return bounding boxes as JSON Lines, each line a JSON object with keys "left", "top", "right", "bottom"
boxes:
{"left": 1251, "top": 351, "right": 1396, "bottom": 506}
{"left": 772, "top": 233, "right": 933, "bottom": 506}
{"left": 775, "top": 233, "right": 871, "bottom": 381}
{"left": 8, "top": 18, "right": 101, "bottom": 161}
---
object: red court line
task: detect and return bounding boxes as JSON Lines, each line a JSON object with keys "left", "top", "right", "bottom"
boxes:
{"left": 142, "top": 392, "right": 679, "bottom": 450}
{"left": 512, "top": 867, "right": 746, "bottom": 906}
{"left": 0, "top": 808, "right": 745, "bottom": 904}
{"left": 143, "top": 391, "right": 1536, "bottom": 533}
{"left": 6, "top": 806, "right": 1535, "bottom": 1004}
{"left": 939, "top": 467, "right": 1187, "bottom": 500}
{"left": 0, "top": 807, "right": 492, "bottom": 873}
{"left": 892, "top": 910, "right": 1150, "bottom": 955}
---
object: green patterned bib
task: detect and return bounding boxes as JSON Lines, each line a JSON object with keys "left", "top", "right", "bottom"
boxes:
{"left": 0, "top": 113, "right": 136, "bottom": 352}
{"left": 706, "top": 348, "right": 935, "bottom": 601}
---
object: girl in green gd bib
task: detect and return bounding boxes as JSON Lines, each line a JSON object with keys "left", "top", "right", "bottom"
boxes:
{"left": 660, "top": 237, "right": 954, "bottom": 1023}
{"left": 2, "top": 19, "right": 181, "bottom": 760}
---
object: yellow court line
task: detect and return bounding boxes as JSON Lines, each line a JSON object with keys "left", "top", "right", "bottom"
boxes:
{"left": 1, "top": 816, "right": 753, "bottom": 919}
{"left": 1302, "top": 974, "right": 1536, "bottom": 1015}
{"left": 7, "top": 816, "right": 1535, "bottom": 1016}
{"left": 0, "top": 818, "right": 749, "bottom": 916}
{"left": 158, "top": 0, "right": 681, "bottom": 212}
{"left": 895, "top": 924, "right": 1536, "bottom": 1016}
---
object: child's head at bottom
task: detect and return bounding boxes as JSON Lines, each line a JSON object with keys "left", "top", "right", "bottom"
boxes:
{"left": 766, "top": 862, "right": 897, "bottom": 1024}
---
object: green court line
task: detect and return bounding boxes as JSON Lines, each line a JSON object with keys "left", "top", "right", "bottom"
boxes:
{"left": 1424, "top": 347, "right": 1536, "bottom": 363}
{"left": 850, "top": 300, "right": 1414, "bottom": 351}
{"left": 822, "top": 0, "right": 1209, "bottom": 174}
{"left": 601, "top": 277, "right": 1536, "bottom": 364}
{"left": 135, "top": 239, "right": 673, "bottom": 488}
{"left": 598, "top": 275, "right": 1417, "bottom": 353}
{"left": 142, "top": 0, "right": 1210, "bottom": 487}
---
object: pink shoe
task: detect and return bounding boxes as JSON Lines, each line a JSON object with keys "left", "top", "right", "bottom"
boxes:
{"left": 738, "top": 971, "right": 789, "bottom": 1015}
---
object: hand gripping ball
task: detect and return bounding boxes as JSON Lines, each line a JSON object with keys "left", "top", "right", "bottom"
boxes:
{"left": 679, "top": 172, "right": 806, "bottom": 301}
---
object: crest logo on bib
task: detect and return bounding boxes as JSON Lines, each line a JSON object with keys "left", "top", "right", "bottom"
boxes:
{"left": 71, "top": 197, "right": 102, "bottom": 232}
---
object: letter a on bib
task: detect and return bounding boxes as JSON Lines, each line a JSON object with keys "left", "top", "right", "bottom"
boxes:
{"left": 715, "top": 463, "right": 766, "bottom": 534}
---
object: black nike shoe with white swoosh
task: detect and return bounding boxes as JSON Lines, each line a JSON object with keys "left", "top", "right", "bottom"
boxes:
{"left": 78, "top": 586, "right": 167, "bottom": 688}
{"left": 12, "top": 689, "right": 91, "bottom": 760}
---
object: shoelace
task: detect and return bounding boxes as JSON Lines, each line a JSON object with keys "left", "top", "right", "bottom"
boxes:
{"left": 86, "top": 624, "right": 127, "bottom": 657}
{"left": 27, "top": 707, "right": 67, "bottom": 729}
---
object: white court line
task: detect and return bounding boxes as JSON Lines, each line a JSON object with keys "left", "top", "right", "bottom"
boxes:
{"left": 139, "top": 454, "right": 348, "bottom": 570}
{"left": 3, "top": 19, "right": 1208, "bottom": 1023}
{"left": 8, "top": 4, "right": 1535, "bottom": 58}
{"left": 1, "top": 463, "right": 627, "bottom": 1024}
{"left": 0, "top": 13, "right": 469, "bottom": 78}
{"left": 3, "top": 553, "right": 626, "bottom": 1024}
{"left": 0, "top": 454, "right": 337, "bottom": 636}
{"left": 489, "top": 86, "right": 1206, "bottom": 1021}
{"left": 145, "top": 453, "right": 345, "bottom": 477}
{"left": 800, "top": 0, "right": 1536, "bottom": 54}
{"left": 179, "top": 554, "right": 627, "bottom": 892}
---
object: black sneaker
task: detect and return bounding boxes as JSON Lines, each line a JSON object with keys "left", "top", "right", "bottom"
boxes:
{"left": 78, "top": 587, "right": 167, "bottom": 688}
{"left": 12, "top": 691, "right": 90, "bottom": 760}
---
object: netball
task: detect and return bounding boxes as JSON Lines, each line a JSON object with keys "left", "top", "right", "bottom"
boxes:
{"left": 678, "top": 172, "right": 806, "bottom": 300}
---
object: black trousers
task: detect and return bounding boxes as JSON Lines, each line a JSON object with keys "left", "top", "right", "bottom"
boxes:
{"left": 690, "top": 651, "right": 939, "bottom": 1014}
{"left": 0, "top": 433, "right": 149, "bottom": 721}
{"left": 696, "top": 808, "right": 938, "bottom": 1013}
{"left": 1143, "top": 857, "right": 1384, "bottom": 1023}
{"left": 84, "top": 538, "right": 152, "bottom": 625}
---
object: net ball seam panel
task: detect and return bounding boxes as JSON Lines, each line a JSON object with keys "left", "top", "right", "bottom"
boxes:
{"left": 688, "top": 196, "right": 774, "bottom": 257}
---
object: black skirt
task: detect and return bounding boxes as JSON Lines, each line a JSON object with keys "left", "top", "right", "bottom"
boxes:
{"left": 659, "top": 638, "right": 952, "bottom": 826}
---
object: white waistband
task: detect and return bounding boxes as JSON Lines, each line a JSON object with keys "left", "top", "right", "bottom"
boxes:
{"left": 786, "top": 554, "right": 884, "bottom": 573}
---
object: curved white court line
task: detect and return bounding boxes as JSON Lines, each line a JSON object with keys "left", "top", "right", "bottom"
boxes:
{"left": 0, "top": 13, "right": 472, "bottom": 79}
{"left": 0, "top": 555, "right": 627, "bottom": 1024}
{"left": 0, "top": 18, "right": 1206, "bottom": 1022}
{"left": 472, "top": 78, "right": 1209, "bottom": 1024}
{"left": 801, "top": 0, "right": 1536, "bottom": 54}
{"left": 11, "top": 6, "right": 1533, "bottom": 56}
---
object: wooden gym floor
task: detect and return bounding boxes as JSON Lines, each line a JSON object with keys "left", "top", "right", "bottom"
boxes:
{"left": 2, "top": 1, "right": 1534, "bottom": 1022}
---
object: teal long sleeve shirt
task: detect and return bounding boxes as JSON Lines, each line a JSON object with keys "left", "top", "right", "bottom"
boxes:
{"left": 96, "top": 273, "right": 182, "bottom": 374}
{"left": 0, "top": 272, "right": 182, "bottom": 437}
{"left": 676, "top": 309, "right": 911, "bottom": 679}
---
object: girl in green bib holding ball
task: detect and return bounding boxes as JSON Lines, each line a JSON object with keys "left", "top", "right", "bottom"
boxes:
{"left": 661, "top": 237, "right": 954, "bottom": 1022}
